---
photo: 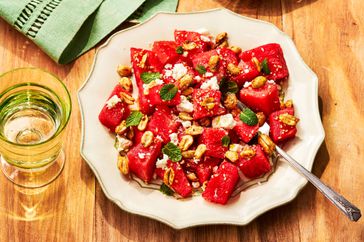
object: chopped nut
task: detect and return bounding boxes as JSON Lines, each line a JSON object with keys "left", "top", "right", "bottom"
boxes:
{"left": 179, "top": 135, "right": 194, "bottom": 151}
{"left": 179, "top": 112, "right": 193, "bottom": 121}
{"left": 182, "top": 87, "right": 194, "bottom": 96}
{"left": 229, "top": 144, "right": 243, "bottom": 153}
{"left": 185, "top": 125, "right": 204, "bottom": 136}
{"left": 279, "top": 113, "right": 299, "bottom": 126}
{"left": 126, "top": 128, "right": 134, "bottom": 140}
{"left": 192, "top": 181, "right": 201, "bottom": 189}
{"left": 231, "top": 108, "right": 241, "bottom": 117}
{"left": 201, "top": 181, "right": 208, "bottom": 191}
{"left": 117, "top": 65, "right": 132, "bottom": 77}
{"left": 251, "top": 57, "right": 261, "bottom": 72}
{"left": 215, "top": 32, "right": 228, "bottom": 47}
{"left": 186, "top": 172, "right": 198, "bottom": 182}
{"left": 208, "top": 55, "right": 220, "bottom": 72}
{"left": 224, "top": 93, "right": 238, "bottom": 109}
{"left": 284, "top": 99, "right": 293, "bottom": 108}
{"left": 251, "top": 76, "right": 267, "bottom": 88}
{"left": 119, "top": 77, "right": 132, "bottom": 92}
{"left": 182, "top": 41, "right": 197, "bottom": 50}
{"left": 256, "top": 112, "right": 266, "bottom": 127}
{"left": 115, "top": 120, "right": 127, "bottom": 135}
{"left": 182, "top": 150, "right": 195, "bottom": 159}
{"left": 240, "top": 146, "right": 256, "bottom": 159}
{"left": 137, "top": 115, "right": 148, "bottom": 131}
{"left": 258, "top": 133, "right": 276, "bottom": 155}
{"left": 229, "top": 46, "right": 242, "bottom": 54}
{"left": 201, "top": 97, "right": 216, "bottom": 110}
{"left": 199, "top": 118, "right": 211, "bottom": 127}
{"left": 139, "top": 53, "right": 148, "bottom": 68}
{"left": 117, "top": 155, "right": 129, "bottom": 175}
{"left": 164, "top": 168, "right": 175, "bottom": 186}
{"left": 227, "top": 63, "right": 241, "bottom": 76}
{"left": 225, "top": 150, "right": 239, "bottom": 162}
{"left": 178, "top": 74, "right": 193, "bottom": 90}
{"left": 141, "top": 131, "right": 154, "bottom": 148}
{"left": 120, "top": 92, "right": 135, "bottom": 105}
{"left": 194, "top": 144, "right": 207, "bottom": 159}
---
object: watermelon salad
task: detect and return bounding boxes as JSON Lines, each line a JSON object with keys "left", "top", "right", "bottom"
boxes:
{"left": 98, "top": 29, "right": 299, "bottom": 205}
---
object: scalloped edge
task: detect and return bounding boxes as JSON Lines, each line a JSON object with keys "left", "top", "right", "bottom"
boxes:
{"left": 78, "top": 8, "right": 325, "bottom": 229}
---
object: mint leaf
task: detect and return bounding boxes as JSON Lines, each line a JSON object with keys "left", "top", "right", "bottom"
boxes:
{"left": 176, "top": 46, "right": 183, "bottom": 54}
{"left": 141, "top": 72, "right": 161, "bottom": 84}
{"left": 219, "top": 78, "right": 238, "bottom": 94}
{"left": 239, "top": 108, "right": 258, "bottom": 126}
{"left": 160, "top": 84, "right": 178, "bottom": 101}
{"left": 162, "top": 142, "right": 182, "bottom": 162}
{"left": 160, "top": 183, "right": 174, "bottom": 196}
{"left": 126, "top": 111, "right": 143, "bottom": 127}
{"left": 221, "top": 135, "right": 230, "bottom": 147}
{"left": 196, "top": 65, "right": 207, "bottom": 75}
{"left": 261, "top": 58, "right": 271, "bottom": 75}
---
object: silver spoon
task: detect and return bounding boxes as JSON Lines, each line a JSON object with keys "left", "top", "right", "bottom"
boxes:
{"left": 237, "top": 101, "right": 361, "bottom": 221}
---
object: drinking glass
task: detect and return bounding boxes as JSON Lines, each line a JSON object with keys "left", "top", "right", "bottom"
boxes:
{"left": 0, "top": 68, "right": 71, "bottom": 188}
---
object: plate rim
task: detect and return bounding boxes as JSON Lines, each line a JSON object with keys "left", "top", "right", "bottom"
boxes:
{"left": 77, "top": 8, "right": 325, "bottom": 229}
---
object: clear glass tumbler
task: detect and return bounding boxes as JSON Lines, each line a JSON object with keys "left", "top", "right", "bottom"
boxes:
{"left": 0, "top": 68, "right": 72, "bottom": 188}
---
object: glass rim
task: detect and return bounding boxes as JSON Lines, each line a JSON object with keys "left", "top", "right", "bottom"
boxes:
{"left": 0, "top": 67, "right": 72, "bottom": 147}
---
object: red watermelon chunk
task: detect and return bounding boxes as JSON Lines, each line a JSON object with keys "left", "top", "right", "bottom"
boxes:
{"left": 269, "top": 108, "right": 298, "bottom": 143}
{"left": 231, "top": 60, "right": 260, "bottom": 86}
{"left": 237, "top": 144, "right": 271, "bottom": 179}
{"left": 156, "top": 160, "right": 192, "bottom": 198}
{"left": 127, "top": 139, "right": 162, "bottom": 183}
{"left": 199, "top": 128, "right": 228, "bottom": 159}
{"left": 239, "top": 81, "right": 280, "bottom": 117}
{"left": 146, "top": 106, "right": 180, "bottom": 143}
{"left": 174, "top": 30, "right": 212, "bottom": 58}
{"left": 143, "top": 84, "right": 181, "bottom": 107}
{"left": 98, "top": 84, "right": 130, "bottom": 132}
{"left": 202, "top": 161, "right": 239, "bottom": 205}
{"left": 192, "top": 88, "right": 226, "bottom": 120}
{"left": 233, "top": 117, "right": 259, "bottom": 143}
{"left": 239, "top": 43, "right": 289, "bottom": 81}
{"left": 152, "top": 41, "right": 180, "bottom": 65}
{"left": 196, "top": 156, "right": 222, "bottom": 184}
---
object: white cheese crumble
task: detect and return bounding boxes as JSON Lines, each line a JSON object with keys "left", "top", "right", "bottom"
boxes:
{"left": 182, "top": 51, "right": 188, "bottom": 57}
{"left": 169, "top": 133, "right": 179, "bottom": 145}
{"left": 258, "top": 122, "right": 270, "bottom": 135}
{"left": 204, "top": 72, "right": 213, "bottom": 77}
{"left": 243, "top": 81, "right": 251, "bottom": 88}
{"left": 164, "top": 64, "right": 172, "bottom": 69}
{"left": 138, "top": 153, "right": 146, "bottom": 159}
{"left": 229, "top": 144, "right": 243, "bottom": 152}
{"left": 106, "top": 95, "right": 121, "bottom": 109}
{"left": 171, "top": 63, "right": 188, "bottom": 80}
{"left": 194, "top": 76, "right": 202, "bottom": 82}
{"left": 200, "top": 76, "right": 219, "bottom": 90}
{"left": 267, "top": 79, "right": 275, "bottom": 84}
{"left": 180, "top": 120, "right": 191, "bottom": 128}
{"left": 200, "top": 35, "right": 211, "bottom": 42}
{"left": 142, "top": 79, "right": 164, "bottom": 95}
{"left": 176, "top": 95, "right": 193, "bottom": 113}
{"left": 212, "top": 114, "right": 237, "bottom": 129}
{"left": 195, "top": 28, "right": 210, "bottom": 36}
{"left": 156, "top": 154, "right": 169, "bottom": 169}
{"left": 115, "top": 135, "right": 132, "bottom": 152}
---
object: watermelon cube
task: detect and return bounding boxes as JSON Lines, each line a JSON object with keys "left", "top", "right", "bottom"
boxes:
{"left": 174, "top": 30, "right": 212, "bottom": 58}
{"left": 237, "top": 144, "right": 271, "bottom": 179}
{"left": 239, "top": 43, "right": 289, "bottom": 81}
{"left": 199, "top": 128, "right": 228, "bottom": 159}
{"left": 192, "top": 88, "right": 226, "bottom": 120}
{"left": 127, "top": 139, "right": 162, "bottom": 183}
{"left": 231, "top": 60, "right": 260, "bottom": 86}
{"left": 152, "top": 41, "right": 180, "bottom": 65}
{"left": 269, "top": 108, "right": 298, "bottom": 143}
{"left": 146, "top": 106, "right": 180, "bottom": 143}
{"left": 233, "top": 117, "right": 259, "bottom": 143}
{"left": 239, "top": 81, "right": 280, "bottom": 116}
{"left": 196, "top": 156, "right": 222, "bottom": 184}
{"left": 98, "top": 84, "right": 130, "bottom": 132}
{"left": 202, "top": 161, "right": 239, "bottom": 205}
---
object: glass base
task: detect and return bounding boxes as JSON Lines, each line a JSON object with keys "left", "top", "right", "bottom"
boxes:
{"left": 0, "top": 151, "right": 65, "bottom": 188}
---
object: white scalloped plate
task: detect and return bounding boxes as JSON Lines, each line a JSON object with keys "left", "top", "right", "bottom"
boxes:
{"left": 78, "top": 9, "right": 325, "bottom": 229}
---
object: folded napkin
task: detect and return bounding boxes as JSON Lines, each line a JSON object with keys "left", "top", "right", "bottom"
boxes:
{"left": 0, "top": 0, "right": 178, "bottom": 64}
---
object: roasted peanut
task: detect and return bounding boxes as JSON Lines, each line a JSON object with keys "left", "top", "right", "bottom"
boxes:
{"left": 141, "top": 131, "right": 154, "bottom": 147}
{"left": 284, "top": 99, "right": 293, "bottom": 108}
{"left": 240, "top": 146, "right": 256, "bottom": 159}
{"left": 115, "top": 120, "right": 127, "bottom": 135}
{"left": 279, "top": 113, "right": 299, "bottom": 126}
{"left": 179, "top": 135, "right": 194, "bottom": 151}
{"left": 182, "top": 150, "right": 195, "bottom": 159}
{"left": 179, "top": 112, "right": 193, "bottom": 121}
{"left": 182, "top": 87, "right": 194, "bottom": 96}
{"left": 224, "top": 93, "right": 238, "bottom": 109}
{"left": 256, "top": 112, "right": 266, "bottom": 127}
{"left": 137, "top": 115, "right": 148, "bottom": 131}
{"left": 164, "top": 168, "right": 175, "bottom": 186}
{"left": 119, "top": 77, "right": 132, "bottom": 92}
{"left": 251, "top": 57, "right": 261, "bottom": 72}
{"left": 126, "top": 127, "right": 134, "bottom": 140}
{"left": 215, "top": 32, "right": 228, "bottom": 47}
{"left": 117, "top": 65, "right": 132, "bottom": 77}
{"left": 227, "top": 63, "right": 240, "bottom": 76}
{"left": 117, "top": 155, "right": 129, "bottom": 175}
{"left": 251, "top": 76, "right": 267, "bottom": 88}
{"left": 229, "top": 46, "right": 242, "bottom": 54}
{"left": 201, "top": 97, "right": 216, "bottom": 110}
{"left": 120, "top": 92, "right": 135, "bottom": 105}
{"left": 199, "top": 118, "right": 211, "bottom": 127}
{"left": 208, "top": 55, "right": 220, "bottom": 71}
{"left": 179, "top": 74, "right": 193, "bottom": 90}
{"left": 139, "top": 53, "right": 148, "bottom": 68}
{"left": 194, "top": 144, "right": 207, "bottom": 159}
{"left": 185, "top": 125, "right": 204, "bottom": 136}
{"left": 225, "top": 150, "right": 239, "bottom": 162}
{"left": 186, "top": 172, "right": 198, "bottom": 182}
{"left": 258, "top": 133, "right": 276, "bottom": 155}
{"left": 182, "top": 41, "right": 197, "bottom": 50}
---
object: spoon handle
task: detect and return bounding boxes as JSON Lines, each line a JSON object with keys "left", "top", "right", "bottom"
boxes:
{"left": 275, "top": 145, "right": 361, "bottom": 221}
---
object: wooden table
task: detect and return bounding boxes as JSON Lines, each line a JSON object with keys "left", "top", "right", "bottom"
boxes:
{"left": 0, "top": 0, "right": 363, "bottom": 241}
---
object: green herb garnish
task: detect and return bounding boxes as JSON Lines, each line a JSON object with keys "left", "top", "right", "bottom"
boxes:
{"left": 196, "top": 65, "right": 207, "bottom": 75}
{"left": 219, "top": 78, "right": 238, "bottom": 94}
{"left": 261, "top": 58, "right": 271, "bottom": 74}
{"left": 239, "top": 108, "right": 258, "bottom": 126}
{"left": 176, "top": 46, "right": 184, "bottom": 54}
{"left": 160, "top": 183, "right": 174, "bottom": 196}
{"left": 160, "top": 84, "right": 178, "bottom": 101}
{"left": 141, "top": 72, "right": 161, "bottom": 84}
{"left": 221, "top": 135, "right": 231, "bottom": 147}
{"left": 126, "top": 111, "right": 143, "bottom": 127}
{"left": 162, "top": 142, "right": 182, "bottom": 162}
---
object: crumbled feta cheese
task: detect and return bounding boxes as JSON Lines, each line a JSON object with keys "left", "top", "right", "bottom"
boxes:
{"left": 200, "top": 35, "right": 211, "bottom": 42}
{"left": 204, "top": 72, "right": 213, "bottom": 77}
{"left": 212, "top": 114, "right": 237, "bottom": 129}
{"left": 181, "top": 120, "right": 191, "bottom": 128}
{"left": 156, "top": 135, "right": 163, "bottom": 141}
{"left": 243, "top": 81, "right": 251, "bottom": 88}
{"left": 115, "top": 135, "right": 132, "bottom": 152}
{"left": 156, "top": 154, "right": 169, "bottom": 169}
{"left": 171, "top": 63, "right": 188, "bottom": 80}
{"left": 258, "top": 122, "right": 270, "bottom": 135}
{"left": 143, "top": 79, "right": 164, "bottom": 95}
{"left": 138, "top": 153, "right": 146, "bottom": 159}
{"left": 164, "top": 69, "right": 173, "bottom": 77}
{"left": 229, "top": 144, "right": 243, "bottom": 152}
{"left": 194, "top": 76, "right": 202, "bottom": 81}
{"left": 267, "top": 79, "right": 275, "bottom": 84}
{"left": 164, "top": 64, "right": 172, "bottom": 69}
{"left": 182, "top": 51, "right": 188, "bottom": 57}
{"left": 176, "top": 95, "right": 193, "bottom": 113}
{"left": 106, "top": 95, "right": 121, "bottom": 109}
{"left": 200, "top": 76, "right": 219, "bottom": 90}
{"left": 195, "top": 28, "right": 210, "bottom": 36}
{"left": 169, "top": 133, "right": 178, "bottom": 145}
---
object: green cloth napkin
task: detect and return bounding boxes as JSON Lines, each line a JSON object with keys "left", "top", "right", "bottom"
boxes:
{"left": 0, "top": 0, "right": 178, "bottom": 64}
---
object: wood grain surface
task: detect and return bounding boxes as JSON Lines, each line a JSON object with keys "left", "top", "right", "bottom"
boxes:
{"left": 0, "top": 0, "right": 363, "bottom": 241}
